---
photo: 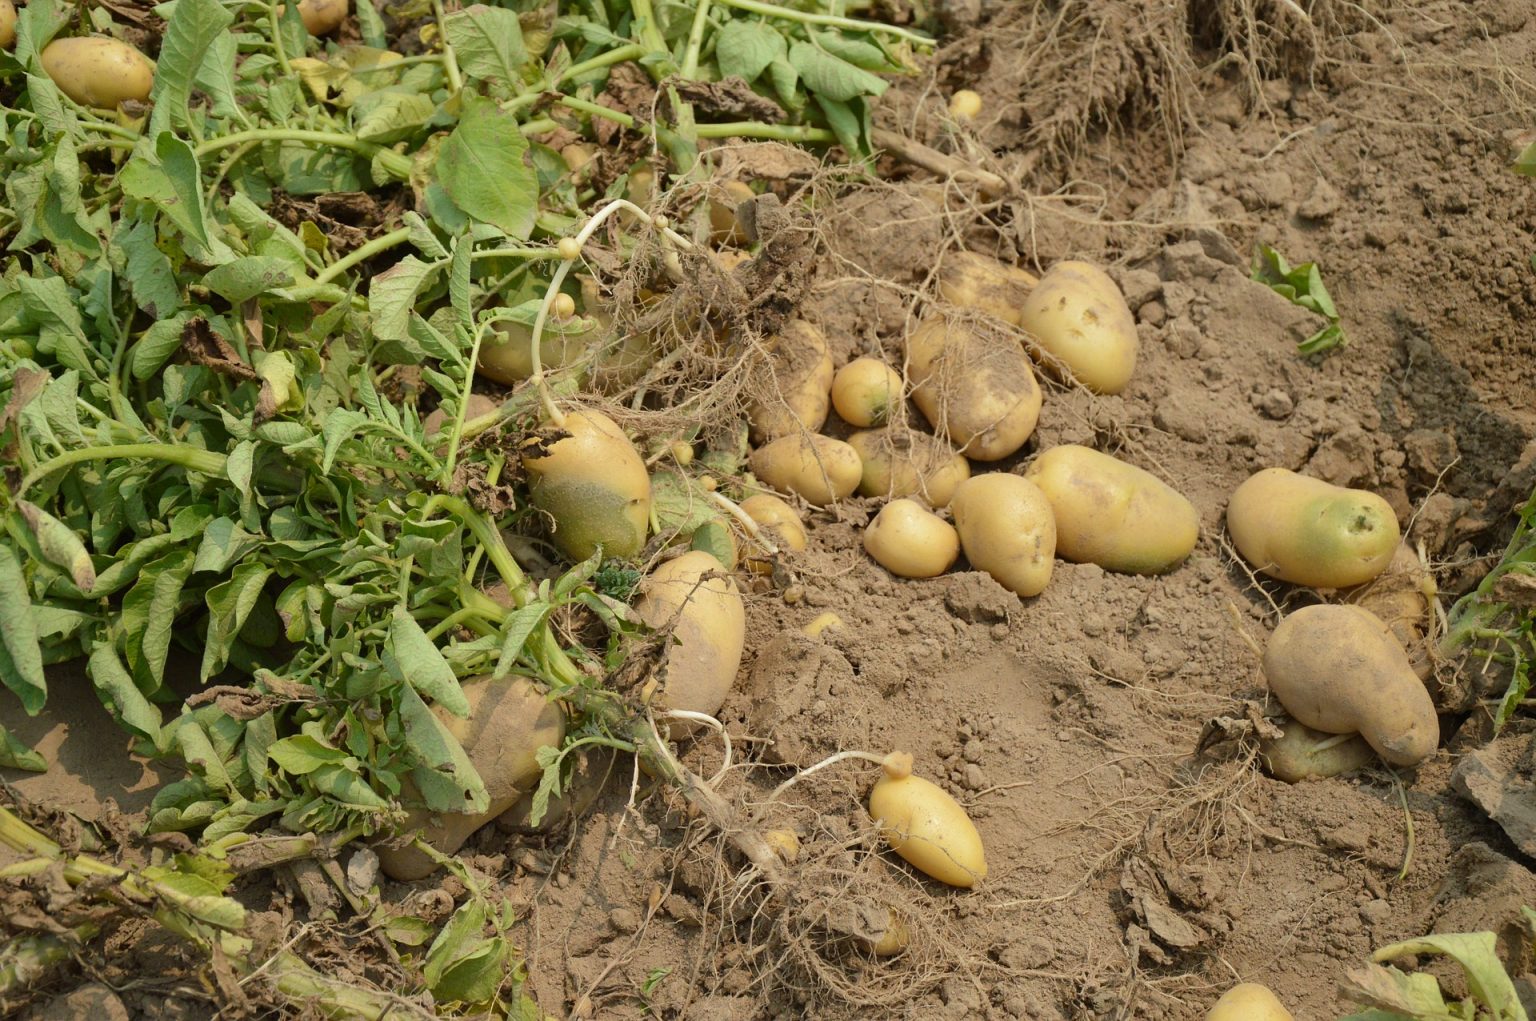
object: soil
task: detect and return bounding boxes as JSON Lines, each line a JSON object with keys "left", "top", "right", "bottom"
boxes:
{"left": 6, "top": 1, "right": 1536, "bottom": 1019}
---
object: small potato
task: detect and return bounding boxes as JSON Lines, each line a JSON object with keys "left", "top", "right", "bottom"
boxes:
{"left": 1024, "top": 444, "right": 1199, "bottom": 574}
{"left": 1205, "top": 982, "right": 1295, "bottom": 1021}
{"left": 634, "top": 551, "right": 746, "bottom": 725}
{"left": 949, "top": 473, "right": 1056, "bottom": 597}
{"left": 739, "top": 493, "right": 807, "bottom": 552}
{"left": 0, "top": 0, "right": 16, "bottom": 50}
{"left": 521, "top": 409, "right": 651, "bottom": 561}
{"left": 868, "top": 752, "right": 987, "bottom": 888}
{"left": 1017, "top": 261, "right": 1139, "bottom": 394}
{"left": 831, "top": 357, "right": 904, "bottom": 428}
{"left": 1263, "top": 604, "right": 1439, "bottom": 767}
{"left": 847, "top": 428, "right": 970, "bottom": 508}
{"left": 864, "top": 499, "right": 960, "bottom": 580}
{"left": 1228, "top": 468, "right": 1400, "bottom": 589}
{"left": 748, "top": 433, "right": 862, "bottom": 507}
{"left": 1341, "top": 542, "right": 1435, "bottom": 680}
{"left": 948, "top": 89, "right": 982, "bottom": 123}
{"left": 478, "top": 313, "right": 590, "bottom": 385}
{"left": 803, "top": 611, "right": 845, "bottom": 638}
{"left": 378, "top": 676, "right": 565, "bottom": 881}
{"left": 1259, "top": 719, "right": 1376, "bottom": 783}
{"left": 708, "top": 179, "right": 756, "bottom": 245}
{"left": 296, "top": 0, "right": 348, "bottom": 34}
{"left": 561, "top": 143, "right": 596, "bottom": 181}
{"left": 763, "top": 828, "right": 801, "bottom": 862}
{"left": 937, "top": 251, "right": 1036, "bottom": 325}
{"left": 41, "top": 37, "right": 155, "bottom": 109}
{"left": 870, "top": 909, "right": 911, "bottom": 956}
{"left": 906, "top": 314, "right": 1042, "bottom": 461}
{"left": 747, "top": 320, "right": 835, "bottom": 442}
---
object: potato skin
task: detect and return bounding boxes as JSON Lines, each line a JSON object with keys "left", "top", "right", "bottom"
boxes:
{"left": 1205, "top": 983, "right": 1295, "bottom": 1021}
{"left": 1259, "top": 719, "right": 1376, "bottom": 783}
{"left": 0, "top": 0, "right": 16, "bottom": 50}
{"left": 847, "top": 428, "right": 970, "bottom": 508}
{"left": 1017, "top": 261, "right": 1138, "bottom": 394}
{"left": 422, "top": 393, "right": 496, "bottom": 438}
{"left": 521, "top": 409, "right": 651, "bottom": 561}
{"left": 937, "top": 251, "right": 1034, "bottom": 325}
{"left": 747, "top": 320, "right": 835, "bottom": 443}
{"left": 1227, "top": 468, "right": 1400, "bottom": 589}
{"left": 633, "top": 551, "right": 746, "bottom": 724}
{"left": 906, "top": 315, "right": 1041, "bottom": 461}
{"left": 1263, "top": 604, "right": 1439, "bottom": 767}
{"left": 864, "top": 499, "right": 960, "bottom": 579}
{"left": 1024, "top": 444, "right": 1199, "bottom": 574}
{"left": 748, "top": 433, "right": 862, "bottom": 507}
{"left": 868, "top": 771, "right": 987, "bottom": 887}
{"left": 949, "top": 473, "right": 1056, "bottom": 597}
{"left": 41, "top": 37, "right": 155, "bottom": 109}
{"left": 739, "top": 493, "right": 807, "bottom": 552}
{"left": 1341, "top": 542, "right": 1434, "bottom": 680}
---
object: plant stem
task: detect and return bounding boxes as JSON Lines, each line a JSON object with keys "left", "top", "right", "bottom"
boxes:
{"left": 430, "top": 0, "right": 463, "bottom": 94}
{"left": 714, "top": 0, "right": 934, "bottom": 46}
{"left": 268, "top": 0, "right": 294, "bottom": 76}
{"left": 193, "top": 130, "right": 412, "bottom": 182}
{"left": 19, "top": 443, "right": 227, "bottom": 497}
{"left": 313, "top": 227, "right": 412, "bottom": 287}
{"left": 695, "top": 121, "right": 839, "bottom": 142}
{"left": 680, "top": 0, "right": 712, "bottom": 79}
{"left": 628, "top": 0, "right": 674, "bottom": 71}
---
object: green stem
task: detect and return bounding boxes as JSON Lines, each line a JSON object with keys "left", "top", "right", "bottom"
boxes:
{"left": 714, "top": 0, "right": 934, "bottom": 46}
{"left": 430, "top": 0, "right": 464, "bottom": 94}
{"left": 680, "top": 0, "right": 712, "bottom": 79}
{"left": 695, "top": 121, "right": 839, "bottom": 142}
{"left": 313, "top": 227, "right": 412, "bottom": 287}
{"left": 18, "top": 444, "right": 227, "bottom": 498}
{"left": 268, "top": 0, "right": 294, "bottom": 76}
{"left": 628, "top": 0, "right": 674, "bottom": 71}
{"left": 469, "top": 246, "right": 562, "bottom": 262}
{"left": 504, "top": 44, "right": 647, "bottom": 116}
{"left": 193, "top": 130, "right": 411, "bottom": 182}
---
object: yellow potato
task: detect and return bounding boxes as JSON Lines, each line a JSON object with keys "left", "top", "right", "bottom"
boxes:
{"left": 1205, "top": 982, "right": 1295, "bottom": 1021}
{"left": 0, "top": 0, "right": 16, "bottom": 50}
{"left": 708, "top": 179, "right": 756, "bottom": 245}
{"left": 868, "top": 752, "right": 986, "bottom": 888}
{"left": 521, "top": 409, "right": 651, "bottom": 561}
{"left": 1263, "top": 604, "right": 1439, "bottom": 767}
{"left": 739, "top": 493, "right": 807, "bottom": 552}
{"left": 870, "top": 909, "right": 911, "bottom": 956}
{"left": 763, "top": 828, "right": 801, "bottom": 862}
{"left": 802, "top": 611, "right": 845, "bottom": 638}
{"left": 937, "top": 251, "right": 1035, "bottom": 325}
{"left": 495, "top": 746, "right": 614, "bottom": 834}
{"left": 948, "top": 89, "right": 982, "bottom": 123}
{"left": 1023, "top": 444, "right": 1199, "bottom": 574}
{"left": 747, "top": 433, "right": 862, "bottom": 507}
{"left": 864, "top": 499, "right": 960, "bottom": 579}
{"left": 847, "top": 428, "right": 970, "bottom": 508}
{"left": 41, "top": 37, "right": 155, "bottom": 109}
{"left": 633, "top": 550, "right": 746, "bottom": 725}
{"left": 949, "top": 473, "right": 1056, "bottom": 597}
{"left": 478, "top": 312, "right": 591, "bottom": 385}
{"left": 1017, "top": 261, "right": 1139, "bottom": 394}
{"left": 1227, "top": 468, "right": 1400, "bottom": 589}
{"left": 831, "top": 357, "right": 904, "bottom": 428}
{"left": 296, "top": 0, "right": 348, "bottom": 34}
{"left": 1259, "top": 719, "right": 1376, "bottom": 784}
{"left": 561, "top": 142, "right": 596, "bottom": 182}
{"left": 747, "top": 320, "right": 835, "bottom": 442}
{"left": 377, "top": 676, "right": 565, "bottom": 880}
{"left": 906, "top": 314, "right": 1041, "bottom": 461}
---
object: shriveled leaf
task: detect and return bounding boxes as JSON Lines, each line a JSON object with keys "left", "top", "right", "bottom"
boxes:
{"left": 0, "top": 723, "right": 46, "bottom": 771}
{"left": 0, "top": 544, "right": 47, "bottom": 714}
{"left": 1371, "top": 932, "right": 1527, "bottom": 1021}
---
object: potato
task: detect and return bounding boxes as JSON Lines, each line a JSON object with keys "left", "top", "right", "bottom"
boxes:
{"left": 378, "top": 676, "right": 565, "bottom": 881}
{"left": 949, "top": 473, "right": 1056, "bottom": 597}
{"left": 1023, "top": 444, "right": 1199, "bottom": 574}
{"left": 1263, "top": 604, "right": 1439, "bottom": 767}
{"left": 422, "top": 394, "right": 496, "bottom": 439}
{"left": 937, "top": 251, "right": 1035, "bottom": 325}
{"left": 41, "top": 38, "right": 155, "bottom": 109}
{"left": 478, "top": 311, "right": 590, "bottom": 386}
{"left": 1227, "top": 468, "right": 1400, "bottom": 589}
{"left": 590, "top": 327, "right": 654, "bottom": 394}
{"left": 864, "top": 499, "right": 959, "bottom": 579}
{"left": 1205, "top": 982, "right": 1295, "bottom": 1021}
{"left": 561, "top": 142, "right": 595, "bottom": 182}
{"left": 803, "top": 611, "right": 845, "bottom": 638}
{"left": 633, "top": 551, "right": 746, "bottom": 726}
{"left": 708, "top": 179, "right": 756, "bottom": 245}
{"left": 870, "top": 909, "right": 911, "bottom": 956}
{"left": 739, "top": 493, "right": 807, "bottom": 552}
{"left": 847, "top": 428, "right": 970, "bottom": 508}
{"left": 0, "top": 0, "right": 15, "bottom": 50}
{"left": 763, "top": 828, "right": 801, "bottom": 862}
{"left": 747, "top": 320, "right": 835, "bottom": 442}
{"left": 496, "top": 746, "right": 614, "bottom": 834}
{"left": 296, "top": 0, "right": 348, "bottom": 34}
{"left": 906, "top": 314, "right": 1041, "bottom": 461}
{"left": 831, "top": 357, "right": 904, "bottom": 428}
{"left": 1341, "top": 542, "right": 1434, "bottom": 680}
{"left": 868, "top": 752, "right": 987, "bottom": 888}
{"left": 1259, "top": 719, "right": 1376, "bottom": 783}
{"left": 748, "top": 433, "right": 862, "bottom": 507}
{"left": 948, "top": 89, "right": 982, "bottom": 123}
{"left": 521, "top": 409, "right": 651, "bottom": 561}
{"left": 1016, "top": 261, "right": 1139, "bottom": 394}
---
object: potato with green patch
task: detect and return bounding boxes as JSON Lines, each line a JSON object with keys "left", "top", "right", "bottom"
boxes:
{"left": 1017, "top": 261, "right": 1139, "bottom": 394}
{"left": 949, "top": 473, "right": 1056, "bottom": 597}
{"left": 906, "top": 314, "right": 1041, "bottom": 461}
{"left": 1227, "top": 468, "right": 1400, "bottom": 588}
{"left": 847, "top": 428, "right": 970, "bottom": 508}
{"left": 831, "top": 357, "right": 904, "bottom": 427}
{"left": 41, "top": 37, "right": 155, "bottom": 108}
{"left": 521, "top": 410, "right": 650, "bottom": 561}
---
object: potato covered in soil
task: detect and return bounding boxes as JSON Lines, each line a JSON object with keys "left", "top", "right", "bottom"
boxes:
{"left": 831, "top": 357, "right": 904, "bottom": 428}
{"left": 634, "top": 550, "right": 746, "bottom": 725}
{"left": 0, "top": 0, "right": 16, "bottom": 50}
{"left": 739, "top": 493, "right": 807, "bottom": 552}
{"left": 708, "top": 179, "right": 756, "bottom": 245}
{"left": 1259, "top": 719, "right": 1376, "bottom": 783}
{"left": 937, "top": 251, "right": 1035, "bottom": 325}
{"left": 521, "top": 409, "right": 650, "bottom": 561}
{"left": 1227, "top": 468, "right": 1400, "bottom": 589}
{"left": 746, "top": 320, "right": 835, "bottom": 442}
{"left": 378, "top": 676, "right": 565, "bottom": 881}
{"left": 847, "top": 428, "right": 970, "bottom": 508}
{"left": 496, "top": 746, "right": 614, "bottom": 834}
{"left": 864, "top": 499, "right": 960, "bottom": 579}
{"left": 41, "top": 37, "right": 155, "bottom": 108}
{"left": 1205, "top": 983, "right": 1294, "bottom": 1021}
{"left": 868, "top": 752, "right": 987, "bottom": 888}
{"left": 1341, "top": 542, "right": 1435, "bottom": 680}
{"left": 1263, "top": 604, "right": 1439, "bottom": 767}
{"left": 1017, "top": 261, "right": 1138, "bottom": 394}
{"left": 949, "top": 473, "right": 1056, "bottom": 597}
{"left": 906, "top": 314, "right": 1042, "bottom": 461}
{"left": 748, "top": 433, "right": 861, "bottom": 507}
{"left": 1024, "top": 444, "right": 1199, "bottom": 574}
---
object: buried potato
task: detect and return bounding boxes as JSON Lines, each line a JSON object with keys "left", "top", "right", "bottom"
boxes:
{"left": 937, "top": 250, "right": 1037, "bottom": 325}
{"left": 739, "top": 493, "right": 808, "bottom": 552}
{"left": 1205, "top": 983, "right": 1295, "bottom": 1021}
{"left": 1259, "top": 718, "right": 1376, "bottom": 784}
{"left": 746, "top": 320, "right": 835, "bottom": 442}
{"left": 1227, "top": 468, "right": 1400, "bottom": 588}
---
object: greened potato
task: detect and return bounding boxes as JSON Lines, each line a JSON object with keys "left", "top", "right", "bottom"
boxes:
{"left": 521, "top": 409, "right": 650, "bottom": 561}
{"left": 478, "top": 313, "right": 590, "bottom": 385}
{"left": 949, "top": 474, "right": 1056, "bottom": 597}
{"left": 739, "top": 493, "right": 808, "bottom": 552}
{"left": 1024, "top": 445, "right": 1199, "bottom": 574}
{"left": 747, "top": 320, "right": 835, "bottom": 442}
{"left": 633, "top": 551, "right": 746, "bottom": 725}
{"left": 1205, "top": 982, "right": 1295, "bottom": 1021}
{"left": 864, "top": 499, "right": 959, "bottom": 579}
{"left": 41, "top": 37, "right": 155, "bottom": 109}
{"left": 748, "top": 433, "right": 862, "bottom": 507}
{"left": 937, "top": 251, "right": 1036, "bottom": 325}
{"left": 0, "top": 0, "right": 15, "bottom": 50}
{"left": 1227, "top": 468, "right": 1400, "bottom": 589}
{"left": 847, "top": 428, "right": 970, "bottom": 508}
{"left": 906, "top": 314, "right": 1042, "bottom": 461}
{"left": 1263, "top": 604, "right": 1439, "bottom": 767}
{"left": 831, "top": 357, "right": 904, "bottom": 428}
{"left": 1259, "top": 719, "right": 1376, "bottom": 784}
{"left": 868, "top": 752, "right": 987, "bottom": 888}
{"left": 1017, "top": 261, "right": 1138, "bottom": 394}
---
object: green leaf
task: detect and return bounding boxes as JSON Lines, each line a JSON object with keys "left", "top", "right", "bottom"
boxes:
{"left": 1251, "top": 243, "right": 1348, "bottom": 353}
{"left": 121, "top": 134, "right": 236, "bottom": 265}
{"left": 766, "top": 58, "right": 802, "bottom": 113}
{"left": 442, "top": 5, "right": 527, "bottom": 86}
{"left": 193, "top": 30, "right": 243, "bottom": 122}
{"left": 1370, "top": 932, "right": 1527, "bottom": 1021}
{"left": 113, "top": 217, "right": 181, "bottom": 319}
{"left": 123, "top": 550, "right": 195, "bottom": 691}
{"left": 320, "top": 408, "right": 371, "bottom": 473}
{"left": 436, "top": 95, "right": 538, "bottom": 239}
{"left": 148, "top": 0, "right": 236, "bottom": 137}
{"left": 813, "top": 93, "right": 865, "bottom": 159}
{"left": 0, "top": 544, "right": 47, "bottom": 714}
{"left": 204, "top": 256, "right": 295, "bottom": 303}
{"left": 367, "top": 255, "right": 442, "bottom": 343}
{"left": 814, "top": 30, "right": 904, "bottom": 72}
{"left": 355, "top": 0, "right": 386, "bottom": 48}
{"left": 403, "top": 211, "right": 448, "bottom": 260}
{"left": 493, "top": 603, "right": 549, "bottom": 679}
{"left": 24, "top": 74, "right": 76, "bottom": 139}
{"left": 351, "top": 90, "right": 436, "bottom": 144}
{"left": 0, "top": 723, "right": 46, "bottom": 771}
{"left": 17, "top": 500, "right": 95, "bottom": 591}
{"left": 309, "top": 762, "right": 391, "bottom": 808}
{"left": 201, "top": 562, "right": 273, "bottom": 681}
{"left": 527, "top": 743, "right": 562, "bottom": 828}
{"left": 397, "top": 681, "right": 489, "bottom": 814}
{"left": 88, "top": 641, "right": 164, "bottom": 746}
{"left": 716, "top": 20, "right": 784, "bottom": 82}
{"left": 130, "top": 312, "right": 197, "bottom": 380}
{"left": 268, "top": 733, "right": 349, "bottom": 775}
{"left": 432, "top": 938, "right": 509, "bottom": 1005}
{"left": 388, "top": 605, "right": 469, "bottom": 717}
{"left": 788, "top": 41, "right": 888, "bottom": 102}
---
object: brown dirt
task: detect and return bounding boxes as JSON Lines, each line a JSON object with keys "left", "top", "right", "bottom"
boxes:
{"left": 7, "top": 1, "right": 1536, "bottom": 1019}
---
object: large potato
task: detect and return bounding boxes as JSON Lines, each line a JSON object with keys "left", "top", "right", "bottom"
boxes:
{"left": 478, "top": 318, "right": 592, "bottom": 385}
{"left": 1023, "top": 444, "right": 1199, "bottom": 574}
{"left": 949, "top": 473, "right": 1056, "bottom": 597}
{"left": 634, "top": 550, "right": 746, "bottom": 726}
{"left": 1206, "top": 983, "right": 1294, "bottom": 1021}
{"left": 41, "top": 37, "right": 155, "bottom": 108}
{"left": 864, "top": 499, "right": 959, "bottom": 579}
{"left": 1263, "top": 604, "right": 1439, "bottom": 767}
{"left": 378, "top": 676, "right": 565, "bottom": 880}
{"left": 521, "top": 409, "right": 651, "bottom": 561}
{"left": 937, "top": 251, "right": 1036, "bottom": 325}
{"left": 748, "top": 433, "right": 861, "bottom": 507}
{"left": 1227, "top": 468, "right": 1400, "bottom": 589}
{"left": 847, "top": 428, "right": 970, "bottom": 508}
{"left": 746, "top": 320, "right": 835, "bottom": 443}
{"left": 1017, "top": 261, "right": 1138, "bottom": 394}
{"left": 0, "top": 0, "right": 16, "bottom": 50}
{"left": 906, "top": 315, "right": 1041, "bottom": 461}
